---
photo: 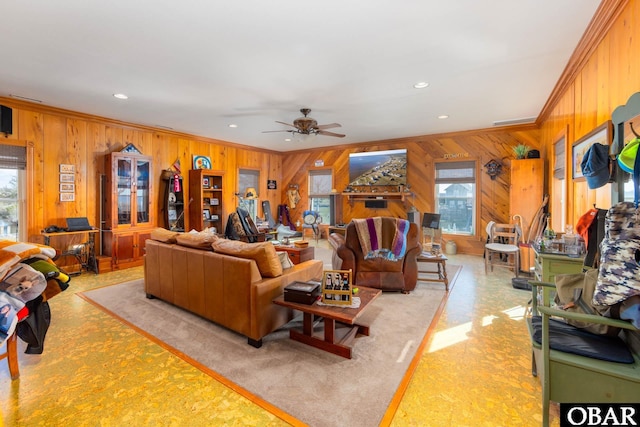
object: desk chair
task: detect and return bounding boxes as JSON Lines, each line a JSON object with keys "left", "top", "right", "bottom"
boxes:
{"left": 484, "top": 221, "right": 521, "bottom": 277}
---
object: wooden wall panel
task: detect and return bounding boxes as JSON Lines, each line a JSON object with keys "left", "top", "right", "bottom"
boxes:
{"left": 539, "top": 0, "right": 640, "bottom": 231}
{"left": 0, "top": 97, "right": 286, "bottom": 247}
{"left": 1, "top": 0, "right": 637, "bottom": 257}
{"left": 15, "top": 110, "right": 44, "bottom": 238}
{"left": 282, "top": 128, "right": 541, "bottom": 255}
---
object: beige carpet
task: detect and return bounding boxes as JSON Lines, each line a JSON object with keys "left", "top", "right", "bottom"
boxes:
{"left": 81, "top": 250, "right": 459, "bottom": 427}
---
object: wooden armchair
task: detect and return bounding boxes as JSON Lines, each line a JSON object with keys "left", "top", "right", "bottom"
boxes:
{"left": 526, "top": 280, "right": 640, "bottom": 427}
{"left": 484, "top": 221, "right": 521, "bottom": 277}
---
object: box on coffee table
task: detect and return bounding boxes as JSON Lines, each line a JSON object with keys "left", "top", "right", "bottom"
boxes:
{"left": 284, "top": 281, "right": 320, "bottom": 305}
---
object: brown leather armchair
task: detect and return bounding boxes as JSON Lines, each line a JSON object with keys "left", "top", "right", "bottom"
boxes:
{"left": 328, "top": 217, "right": 421, "bottom": 293}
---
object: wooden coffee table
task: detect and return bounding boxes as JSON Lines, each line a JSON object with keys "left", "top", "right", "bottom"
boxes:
{"left": 273, "top": 286, "right": 381, "bottom": 359}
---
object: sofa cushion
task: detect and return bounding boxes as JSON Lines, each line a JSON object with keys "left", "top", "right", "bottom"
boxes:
{"left": 277, "top": 251, "right": 294, "bottom": 269}
{"left": 150, "top": 227, "right": 180, "bottom": 244}
{"left": 212, "top": 239, "right": 283, "bottom": 277}
{"left": 176, "top": 231, "right": 219, "bottom": 250}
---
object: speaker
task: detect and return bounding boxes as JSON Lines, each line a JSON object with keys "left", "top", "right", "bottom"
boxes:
{"left": 364, "top": 200, "right": 387, "bottom": 209}
{"left": 329, "top": 194, "right": 343, "bottom": 226}
{"left": 407, "top": 209, "right": 420, "bottom": 225}
{"left": 0, "top": 105, "right": 12, "bottom": 135}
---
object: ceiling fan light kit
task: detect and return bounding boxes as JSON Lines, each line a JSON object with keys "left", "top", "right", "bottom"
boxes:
{"left": 263, "top": 108, "right": 346, "bottom": 139}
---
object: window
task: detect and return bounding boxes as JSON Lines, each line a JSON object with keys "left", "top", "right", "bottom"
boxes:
{"left": 0, "top": 144, "right": 26, "bottom": 241}
{"left": 553, "top": 135, "right": 566, "bottom": 231}
{"left": 238, "top": 168, "right": 260, "bottom": 222}
{"left": 434, "top": 161, "right": 476, "bottom": 235}
{"left": 309, "top": 169, "right": 332, "bottom": 224}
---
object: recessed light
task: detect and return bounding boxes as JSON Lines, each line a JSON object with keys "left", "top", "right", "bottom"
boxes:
{"left": 228, "top": 124, "right": 238, "bottom": 128}
{"left": 284, "top": 138, "right": 292, "bottom": 142}
{"left": 113, "top": 93, "right": 128, "bottom": 100}
{"left": 413, "top": 82, "right": 429, "bottom": 89}
{"left": 438, "top": 115, "right": 449, "bottom": 119}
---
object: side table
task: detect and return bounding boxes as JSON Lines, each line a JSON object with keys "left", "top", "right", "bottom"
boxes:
{"left": 42, "top": 229, "right": 99, "bottom": 275}
{"left": 416, "top": 252, "right": 449, "bottom": 291}
{"left": 273, "top": 245, "right": 315, "bottom": 265}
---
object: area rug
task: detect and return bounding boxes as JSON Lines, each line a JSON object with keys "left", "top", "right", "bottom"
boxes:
{"left": 81, "top": 262, "right": 460, "bottom": 427}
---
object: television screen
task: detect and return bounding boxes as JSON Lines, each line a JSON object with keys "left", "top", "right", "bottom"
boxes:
{"left": 348, "top": 149, "right": 407, "bottom": 186}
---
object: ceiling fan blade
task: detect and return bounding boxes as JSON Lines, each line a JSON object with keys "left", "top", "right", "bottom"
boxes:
{"left": 275, "top": 121, "right": 298, "bottom": 129}
{"left": 317, "top": 130, "right": 346, "bottom": 138}
{"left": 315, "top": 123, "right": 341, "bottom": 130}
{"left": 262, "top": 130, "right": 294, "bottom": 133}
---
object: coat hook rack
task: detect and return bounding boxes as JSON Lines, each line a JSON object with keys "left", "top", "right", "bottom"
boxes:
{"left": 288, "top": 184, "right": 299, "bottom": 189}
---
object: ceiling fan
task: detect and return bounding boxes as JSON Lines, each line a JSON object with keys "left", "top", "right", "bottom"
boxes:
{"left": 263, "top": 108, "right": 345, "bottom": 138}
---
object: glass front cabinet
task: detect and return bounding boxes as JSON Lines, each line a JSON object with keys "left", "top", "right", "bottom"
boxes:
{"left": 103, "top": 151, "right": 154, "bottom": 269}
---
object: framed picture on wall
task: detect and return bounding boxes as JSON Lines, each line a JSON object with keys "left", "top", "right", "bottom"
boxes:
{"left": 60, "top": 173, "right": 75, "bottom": 183}
{"left": 59, "top": 164, "right": 75, "bottom": 173}
{"left": 571, "top": 121, "right": 612, "bottom": 180}
{"left": 59, "top": 183, "right": 75, "bottom": 192}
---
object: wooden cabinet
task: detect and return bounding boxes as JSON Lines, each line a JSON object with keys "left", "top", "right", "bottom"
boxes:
{"left": 103, "top": 151, "right": 154, "bottom": 269}
{"left": 510, "top": 158, "right": 544, "bottom": 241}
{"left": 189, "top": 169, "right": 225, "bottom": 232}
{"left": 533, "top": 248, "right": 585, "bottom": 283}
{"left": 162, "top": 173, "right": 185, "bottom": 232}
{"left": 273, "top": 245, "right": 315, "bottom": 265}
{"left": 103, "top": 229, "right": 152, "bottom": 270}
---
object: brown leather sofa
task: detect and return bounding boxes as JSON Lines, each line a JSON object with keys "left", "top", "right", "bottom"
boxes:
{"left": 328, "top": 217, "right": 421, "bottom": 292}
{"left": 144, "top": 238, "right": 323, "bottom": 347}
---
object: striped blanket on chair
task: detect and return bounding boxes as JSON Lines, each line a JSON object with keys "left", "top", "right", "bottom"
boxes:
{"left": 353, "top": 217, "right": 410, "bottom": 261}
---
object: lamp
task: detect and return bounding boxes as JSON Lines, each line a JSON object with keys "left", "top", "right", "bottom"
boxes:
{"left": 422, "top": 213, "right": 442, "bottom": 254}
{"left": 292, "top": 132, "right": 317, "bottom": 143}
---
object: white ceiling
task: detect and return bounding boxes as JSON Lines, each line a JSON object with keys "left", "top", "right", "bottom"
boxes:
{"left": 0, "top": 0, "right": 600, "bottom": 152}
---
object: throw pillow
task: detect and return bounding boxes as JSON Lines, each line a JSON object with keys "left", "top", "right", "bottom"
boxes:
{"left": 150, "top": 227, "right": 180, "bottom": 244}
{"left": 212, "top": 239, "right": 283, "bottom": 278}
{"left": 277, "top": 251, "right": 294, "bottom": 269}
{"left": 176, "top": 231, "right": 219, "bottom": 250}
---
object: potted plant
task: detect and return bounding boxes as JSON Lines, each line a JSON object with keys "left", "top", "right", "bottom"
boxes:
{"left": 513, "top": 144, "right": 531, "bottom": 159}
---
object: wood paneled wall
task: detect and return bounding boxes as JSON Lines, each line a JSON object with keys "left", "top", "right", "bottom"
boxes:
{"left": 2, "top": 0, "right": 636, "bottom": 258}
{"left": 282, "top": 127, "right": 540, "bottom": 255}
{"left": 0, "top": 98, "right": 282, "bottom": 250}
{"left": 539, "top": 0, "right": 640, "bottom": 228}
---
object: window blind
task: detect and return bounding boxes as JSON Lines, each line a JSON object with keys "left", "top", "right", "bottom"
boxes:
{"left": 553, "top": 138, "right": 565, "bottom": 179}
{"left": 435, "top": 161, "right": 475, "bottom": 184}
{"left": 0, "top": 145, "right": 26, "bottom": 170}
{"left": 309, "top": 170, "right": 332, "bottom": 195}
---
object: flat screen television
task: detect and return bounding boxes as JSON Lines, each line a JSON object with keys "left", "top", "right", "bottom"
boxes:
{"left": 348, "top": 149, "right": 407, "bottom": 186}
